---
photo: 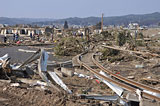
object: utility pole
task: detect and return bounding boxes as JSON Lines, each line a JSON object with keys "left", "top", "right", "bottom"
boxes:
{"left": 85, "top": 27, "right": 90, "bottom": 41}
{"left": 101, "top": 13, "right": 104, "bottom": 32}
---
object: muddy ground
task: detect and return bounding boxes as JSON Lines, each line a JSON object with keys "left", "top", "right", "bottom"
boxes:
{"left": 0, "top": 76, "right": 113, "bottom": 106}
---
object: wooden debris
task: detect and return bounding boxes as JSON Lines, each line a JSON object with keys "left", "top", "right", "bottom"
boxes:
{"left": 127, "top": 76, "right": 135, "bottom": 79}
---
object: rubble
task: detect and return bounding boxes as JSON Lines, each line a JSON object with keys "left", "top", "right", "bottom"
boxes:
{"left": 0, "top": 27, "right": 160, "bottom": 105}
{"left": 54, "top": 68, "right": 63, "bottom": 77}
{"left": 135, "top": 64, "right": 144, "bottom": 68}
{"left": 48, "top": 71, "right": 72, "bottom": 94}
{"left": 10, "top": 83, "right": 20, "bottom": 87}
{"left": 54, "top": 37, "right": 85, "bottom": 56}
{"left": 127, "top": 76, "right": 135, "bottom": 79}
{"left": 141, "top": 78, "right": 160, "bottom": 85}
{"left": 61, "top": 67, "right": 74, "bottom": 77}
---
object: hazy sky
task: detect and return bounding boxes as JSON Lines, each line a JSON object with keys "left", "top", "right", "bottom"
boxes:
{"left": 1, "top": 0, "right": 160, "bottom": 18}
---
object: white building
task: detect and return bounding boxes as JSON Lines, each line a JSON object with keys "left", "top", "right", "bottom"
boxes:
{"left": 128, "top": 23, "right": 139, "bottom": 30}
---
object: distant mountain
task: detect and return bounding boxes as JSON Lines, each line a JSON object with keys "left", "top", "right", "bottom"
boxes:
{"left": 1, "top": 12, "right": 160, "bottom": 26}
{"left": 33, "top": 12, "right": 160, "bottom": 26}
{"left": 102, "top": 12, "right": 160, "bottom": 26}
{"left": 0, "top": 17, "right": 55, "bottom": 25}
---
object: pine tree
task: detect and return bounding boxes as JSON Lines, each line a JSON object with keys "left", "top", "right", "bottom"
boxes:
{"left": 64, "top": 21, "right": 69, "bottom": 29}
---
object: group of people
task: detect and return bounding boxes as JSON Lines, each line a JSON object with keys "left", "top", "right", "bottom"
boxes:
{"left": 3, "top": 33, "right": 19, "bottom": 43}
{"left": 3, "top": 33, "right": 41, "bottom": 43}
{"left": 30, "top": 33, "right": 40, "bottom": 41}
{"left": 13, "top": 33, "right": 19, "bottom": 42}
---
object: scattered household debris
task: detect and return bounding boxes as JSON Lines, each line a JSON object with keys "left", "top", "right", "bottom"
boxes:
{"left": 74, "top": 72, "right": 93, "bottom": 79}
{"left": 10, "top": 83, "right": 20, "bottom": 87}
{"left": 79, "top": 94, "right": 119, "bottom": 101}
{"left": 135, "top": 64, "right": 144, "bottom": 68}
{"left": 0, "top": 49, "right": 72, "bottom": 94}
{"left": 1, "top": 27, "right": 160, "bottom": 105}
{"left": 17, "top": 78, "right": 48, "bottom": 86}
{"left": 127, "top": 76, "right": 135, "bottom": 79}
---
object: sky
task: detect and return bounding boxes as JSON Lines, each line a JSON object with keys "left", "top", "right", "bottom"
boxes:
{"left": 0, "top": 0, "right": 160, "bottom": 19}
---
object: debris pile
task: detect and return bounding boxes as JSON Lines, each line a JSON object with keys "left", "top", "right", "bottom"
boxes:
{"left": 54, "top": 37, "right": 85, "bottom": 56}
{"left": 99, "top": 48, "right": 120, "bottom": 62}
{"left": 0, "top": 49, "right": 72, "bottom": 93}
{"left": 0, "top": 48, "right": 117, "bottom": 105}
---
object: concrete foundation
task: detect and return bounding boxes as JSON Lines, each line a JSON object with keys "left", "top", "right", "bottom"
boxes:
{"left": 61, "top": 67, "right": 74, "bottom": 77}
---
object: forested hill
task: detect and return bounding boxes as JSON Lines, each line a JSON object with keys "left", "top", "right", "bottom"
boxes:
{"left": 33, "top": 12, "right": 160, "bottom": 26}
{"left": 1, "top": 12, "right": 160, "bottom": 26}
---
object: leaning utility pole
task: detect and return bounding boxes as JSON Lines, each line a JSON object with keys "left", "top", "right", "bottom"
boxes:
{"left": 101, "top": 13, "right": 104, "bottom": 32}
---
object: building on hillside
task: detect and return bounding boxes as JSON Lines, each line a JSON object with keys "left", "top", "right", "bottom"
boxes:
{"left": 128, "top": 23, "right": 139, "bottom": 30}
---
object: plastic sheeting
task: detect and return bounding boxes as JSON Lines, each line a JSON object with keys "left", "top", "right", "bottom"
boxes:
{"left": 96, "top": 71, "right": 124, "bottom": 96}
{"left": 39, "top": 49, "right": 48, "bottom": 72}
{"left": 48, "top": 71, "right": 72, "bottom": 94}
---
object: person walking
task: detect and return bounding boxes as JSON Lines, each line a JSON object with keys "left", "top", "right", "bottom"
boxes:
{"left": 32, "top": 34, "right": 35, "bottom": 41}
{"left": 13, "top": 33, "right": 16, "bottom": 42}
{"left": 37, "top": 34, "right": 40, "bottom": 41}
{"left": 15, "top": 33, "right": 19, "bottom": 42}
{"left": 51, "top": 34, "right": 53, "bottom": 41}
{"left": 30, "top": 33, "right": 32, "bottom": 40}
{"left": 4, "top": 35, "right": 7, "bottom": 43}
